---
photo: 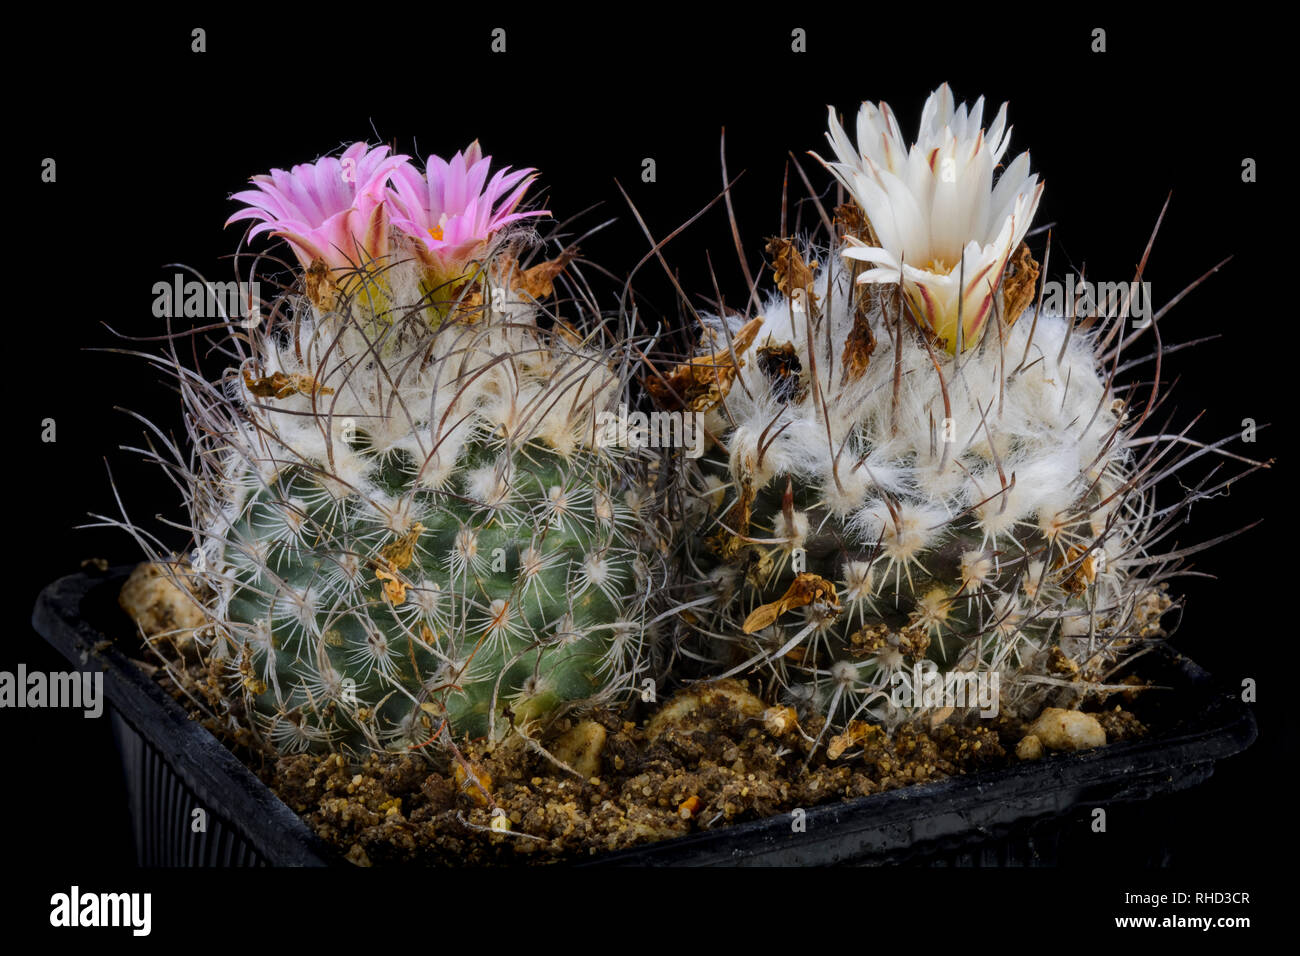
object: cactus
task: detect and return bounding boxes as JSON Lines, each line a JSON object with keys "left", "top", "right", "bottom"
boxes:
{"left": 125, "top": 142, "right": 665, "bottom": 757}
{"left": 667, "top": 85, "right": 1260, "bottom": 751}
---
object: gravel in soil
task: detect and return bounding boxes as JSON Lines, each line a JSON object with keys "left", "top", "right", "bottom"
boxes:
{"left": 117, "top": 562, "right": 1150, "bottom": 865}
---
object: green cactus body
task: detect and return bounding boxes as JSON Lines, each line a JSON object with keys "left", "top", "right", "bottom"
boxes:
{"left": 223, "top": 436, "right": 645, "bottom": 753}
{"left": 179, "top": 249, "right": 659, "bottom": 757}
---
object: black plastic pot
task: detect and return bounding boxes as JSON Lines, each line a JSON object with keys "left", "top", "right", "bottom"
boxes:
{"left": 32, "top": 566, "right": 1257, "bottom": 867}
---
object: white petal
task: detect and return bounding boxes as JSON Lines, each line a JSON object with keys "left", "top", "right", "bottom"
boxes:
{"left": 987, "top": 151, "right": 1034, "bottom": 230}
{"left": 986, "top": 102, "right": 1011, "bottom": 163}
{"left": 842, "top": 243, "right": 900, "bottom": 268}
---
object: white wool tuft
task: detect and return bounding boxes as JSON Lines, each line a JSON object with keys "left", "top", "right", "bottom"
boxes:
{"left": 699, "top": 260, "right": 1125, "bottom": 531}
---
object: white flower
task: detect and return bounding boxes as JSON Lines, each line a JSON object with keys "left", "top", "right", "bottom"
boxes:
{"left": 818, "top": 83, "right": 1043, "bottom": 353}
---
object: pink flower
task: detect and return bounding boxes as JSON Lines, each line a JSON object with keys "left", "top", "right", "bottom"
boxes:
{"left": 387, "top": 141, "right": 547, "bottom": 277}
{"left": 227, "top": 142, "right": 409, "bottom": 271}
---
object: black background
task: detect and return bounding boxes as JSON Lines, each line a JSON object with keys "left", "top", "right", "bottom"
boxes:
{"left": 6, "top": 8, "right": 1289, "bottom": 927}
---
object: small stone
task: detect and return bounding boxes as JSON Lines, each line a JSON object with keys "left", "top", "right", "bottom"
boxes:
{"left": 1016, "top": 734, "right": 1044, "bottom": 760}
{"left": 645, "top": 680, "right": 766, "bottom": 739}
{"left": 118, "top": 561, "right": 206, "bottom": 648}
{"left": 345, "top": 844, "right": 372, "bottom": 867}
{"left": 1026, "top": 708, "right": 1106, "bottom": 751}
{"left": 550, "top": 720, "right": 606, "bottom": 779}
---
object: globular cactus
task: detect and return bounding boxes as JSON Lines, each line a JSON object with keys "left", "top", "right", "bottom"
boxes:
{"left": 129, "top": 142, "right": 666, "bottom": 757}
{"left": 668, "top": 85, "right": 1243, "bottom": 750}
